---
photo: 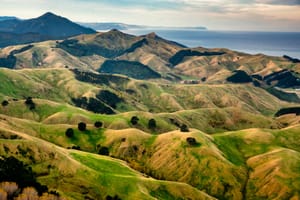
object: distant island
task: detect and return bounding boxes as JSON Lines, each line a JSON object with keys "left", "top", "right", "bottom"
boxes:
{"left": 79, "top": 22, "right": 207, "bottom": 31}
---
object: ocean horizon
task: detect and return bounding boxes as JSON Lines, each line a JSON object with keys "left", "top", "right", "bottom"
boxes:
{"left": 121, "top": 29, "right": 300, "bottom": 59}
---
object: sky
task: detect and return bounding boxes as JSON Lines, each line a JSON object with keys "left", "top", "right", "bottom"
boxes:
{"left": 0, "top": 0, "right": 300, "bottom": 31}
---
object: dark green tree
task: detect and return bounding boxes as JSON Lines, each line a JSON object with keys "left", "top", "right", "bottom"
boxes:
{"left": 186, "top": 137, "right": 197, "bottom": 146}
{"left": 98, "top": 147, "right": 109, "bottom": 156}
{"left": 130, "top": 116, "right": 139, "bottom": 125}
{"left": 25, "top": 97, "right": 36, "bottom": 110}
{"left": 1, "top": 100, "right": 9, "bottom": 106}
{"left": 78, "top": 122, "right": 86, "bottom": 131}
{"left": 180, "top": 124, "right": 189, "bottom": 132}
{"left": 94, "top": 121, "right": 103, "bottom": 128}
{"left": 65, "top": 128, "right": 74, "bottom": 138}
{"left": 148, "top": 118, "right": 156, "bottom": 129}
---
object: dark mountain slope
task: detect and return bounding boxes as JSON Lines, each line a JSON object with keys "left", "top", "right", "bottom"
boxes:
{"left": 57, "top": 29, "right": 139, "bottom": 58}
{"left": 12, "top": 12, "right": 95, "bottom": 38}
{"left": 0, "top": 18, "right": 20, "bottom": 32}
{"left": 0, "top": 12, "right": 96, "bottom": 47}
{"left": 99, "top": 60, "right": 161, "bottom": 79}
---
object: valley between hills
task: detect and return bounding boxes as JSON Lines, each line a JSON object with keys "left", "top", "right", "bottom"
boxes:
{"left": 0, "top": 13, "right": 300, "bottom": 200}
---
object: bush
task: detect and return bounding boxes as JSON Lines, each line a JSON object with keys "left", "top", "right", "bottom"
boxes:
{"left": 71, "top": 145, "right": 81, "bottom": 150}
{"left": 186, "top": 137, "right": 197, "bottom": 146}
{"left": 98, "top": 147, "right": 109, "bottom": 156}
{"left": 180, "top": 124, "right": 189, "bottom": 132}
{"left": 1, "top": 100, "right": 9, "bottom": 106}
{"left": 106, "top": 195, "right": 121, "bottom": 200}
{"left": 94, "top": 121, "right": 103, "bottom": 128}
{"left": 78, "top": 122, "right": 86, "bottom": 131}
{"left": 65, "top": 128, "right": 74, "bottom": 138}
{"left": 148, "top": 118, "right": 156, "bottom": 129}
{"left": 130, "top": 116, "right": 139, "bottom": 125}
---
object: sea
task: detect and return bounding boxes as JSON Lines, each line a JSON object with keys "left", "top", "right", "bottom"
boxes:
{"left": 122, "top": 29, "right": 300, "bottom": 59}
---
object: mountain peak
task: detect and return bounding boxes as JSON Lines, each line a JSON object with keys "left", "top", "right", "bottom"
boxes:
{"left": 146, "top": 32, "right": 158, "bottom": 39}
{"left": 2, "top": 12, "right": 96, "bottom": 39}
{"left": 39, "top": 12, "right": 60, "bottom": 19}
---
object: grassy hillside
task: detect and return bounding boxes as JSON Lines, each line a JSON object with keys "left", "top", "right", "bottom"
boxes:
{"left": 1, "top": 110, "right": 299, "bottom": 199}
{"left": 0, "top": 69, "right": 299, "bottom": 199}
{"left": 0, "top": 122, "right": 214, "bottom": 200}
{"left": 0, "top": 68, "right": 293, "bottom": 134}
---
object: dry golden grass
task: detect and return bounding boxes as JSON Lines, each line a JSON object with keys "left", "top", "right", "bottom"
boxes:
{"left": 246, "top": 148, "right": 300, "bottom": 200}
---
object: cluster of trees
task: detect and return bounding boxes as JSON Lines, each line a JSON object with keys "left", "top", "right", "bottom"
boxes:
{"left": 106, "top": 195, "right": 121, "bottom": 200}
{"left": 1, "top": 97, "right": 36, "bottom": 110}
{"left": 130, "top": 116, "right": 157, "bottom": 130}
{"left": 65, "top": 121, "right": 103, "bottom": 138}
{"left": 130, "top": 116, "right": 190, "bottom": 132}
{"left": 0, "top": 156, "right": 63, "bottom": 199}
{"left": 0, "top": 183, "right": 63, "bottom": 200}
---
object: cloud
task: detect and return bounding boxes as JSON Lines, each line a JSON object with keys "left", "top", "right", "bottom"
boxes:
{"left": 0, "top": 0, "right": 299, "bottom": 31}
{"left": 255, "top": 0, "right": 300, "bottom": 5}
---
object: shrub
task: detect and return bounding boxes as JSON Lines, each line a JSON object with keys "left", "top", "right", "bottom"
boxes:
{"left": 106, "top": 195, "right": 121, "bottom": 200}
{"left": 78, "top": 122, "right": 86, "bottom": 131}
{"left": 65, "top": 128, "right": 74, "bottom": 138}
{"left": 180, "top": 124, "right": 189, "bottom": 132}
{"left": 130, "top": 116, "right": 139, "bottom": 125}
{"left": 71, "top": 145, "right": 81, "bottom": 150}
{"left": 148, "top": 119, "right": 156, "bottom": 130}
{"left": 186, "top": 137, "right": 197, "bottom": 146}
{"left": 98, "top": 147, "right": 109, "bottom": 156}
{"left": 1, "top": 100, "right": 9, "bottom": 107}
{"left": 94, "top": 121, "right": 103, "bottom": 128}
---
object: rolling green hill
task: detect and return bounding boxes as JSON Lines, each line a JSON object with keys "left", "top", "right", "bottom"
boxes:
{"left": 0, "top": 67, "right": 299, "bottom": 200}
{"left": 0, "top": 121, "right": 215, "bottom": 200}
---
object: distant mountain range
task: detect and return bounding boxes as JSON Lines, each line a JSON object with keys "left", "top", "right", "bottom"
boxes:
{"left": 0, "top": 12, "right": 206, "bottom": 48}
{"left": 0, "top": 12, "right": 96, "bottom": 47}
{"left": 79, "top": 22, "right": 207, "bottom": 30}
{"left": 0, "top": 16, "right": 18, "bottom": 21}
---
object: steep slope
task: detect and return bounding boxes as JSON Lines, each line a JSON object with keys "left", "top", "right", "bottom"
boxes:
{"left": 12, "top": 12, "right": 95, "bottom": 37}
{"left": 0, "top": 18, "right": 20, "bottom": 32}
{"left": 0, "top": 12, "right": 96, "bottom": 48}
{"left": 1, "top": 29, "right": 300, "bottom": 90}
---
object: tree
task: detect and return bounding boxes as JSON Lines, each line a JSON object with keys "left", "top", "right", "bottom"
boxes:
{"left": 25, "top": 97, "right": 35, "bottom": 110}
{"left": 1, "top": 100, "right": 9, "bottom": 107}
{"left": 0, "top": 156, "right": 48, "bottom": 194}
{"left": 78, "top": 122, "right": 86, "bottom": 131}
{"left": 186, "top": 137, "right": 197, "bottom": 146}
{"left": 25, "top": 97, "right": 33, "bottom": 105}
{"left": 94, "top": 121, "right": 103, "bottom": 128}
{"left": 0, "top": 182, "right": 18, "bottom": 198}
{"left": 148, "top": 118, "right": 156, "bottom": 129}
{"left": 180, "top": 124, "right": 189, "bottom": 132}
{"left": 130, "top": 116, "right": 139, "bottom": 125}
{"left": 98, "top": 147, "right": 109, "bottom": 156}
{"left": 65, "top": 128, "right": 74, "bottom": 138}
